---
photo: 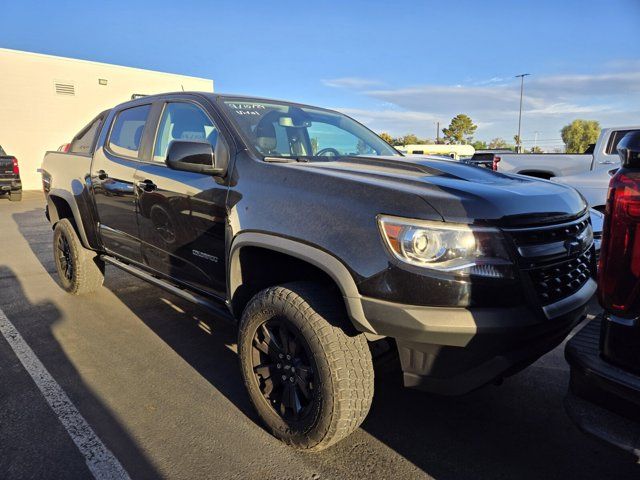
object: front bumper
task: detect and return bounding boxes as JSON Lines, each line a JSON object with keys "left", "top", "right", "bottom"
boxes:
{"left": 565, "top": 316, "right": 640, "bottom": 459}
{"left": 362, "top": 278, "right": 595, "bottom": 395}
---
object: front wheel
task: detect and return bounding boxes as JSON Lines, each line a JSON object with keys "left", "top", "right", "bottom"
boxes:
{"left": 238, "top": 283, "right": 374, "bottom": 451}
{"left": 53, "top": 218, "right": 105, "bottom": 294}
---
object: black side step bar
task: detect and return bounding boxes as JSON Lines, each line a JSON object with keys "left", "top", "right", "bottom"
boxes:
{"left": 100, "top": 255, "right": 235, "bottom": 323}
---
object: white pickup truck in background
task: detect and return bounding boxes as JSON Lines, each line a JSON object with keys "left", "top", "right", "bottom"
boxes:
{"left": 496, "top": 127, "right": 640, "bottom": 210}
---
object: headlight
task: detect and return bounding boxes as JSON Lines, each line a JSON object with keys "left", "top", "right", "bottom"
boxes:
{"left": 377, "top": 215, "right": 513, "bottom": 278}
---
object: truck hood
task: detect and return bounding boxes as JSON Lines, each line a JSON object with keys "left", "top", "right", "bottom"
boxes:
{"left": 300, "top": 155, "right": 588, "bottom": 226}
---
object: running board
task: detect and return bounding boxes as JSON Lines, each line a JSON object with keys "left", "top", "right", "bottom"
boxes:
{"left": 100, "top": 255, "right": 235, "bottom": 322}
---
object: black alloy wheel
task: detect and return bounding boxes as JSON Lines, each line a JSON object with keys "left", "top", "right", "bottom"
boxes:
{"left": 57, "top": 233, "right": 74, "bottom": 281}
{"left": 251, "top": 318, "right": 316, "bottom": 421}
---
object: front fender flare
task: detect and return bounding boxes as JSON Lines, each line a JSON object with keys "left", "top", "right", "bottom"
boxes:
{"left": 228, "top": 232, "right": 375, "bottom": 334}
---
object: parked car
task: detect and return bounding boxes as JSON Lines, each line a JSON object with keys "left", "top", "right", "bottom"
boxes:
{"left": 496, "top": 127, "right": 639, "bottom": 182}
{"left": 589, "top": 208, "right": 604, "bottom": 257}
{"left": 41, "top": 92, "right": 596, "bottom": 450}
{"left": 551, "top": 166, "right": 619, "bottom": 212}
{"left": 463, "top": 149, "right": 512, "bottom": 171}
{"left": 565, "top": 131, "right": 640, "bottom": 460}
{"left": 0, "top": 144, "right": 22, "bottom": 201}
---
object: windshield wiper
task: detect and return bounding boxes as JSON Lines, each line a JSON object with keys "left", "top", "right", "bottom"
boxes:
{"left": 264, "top": 156, "right": 308, "bottom": 163}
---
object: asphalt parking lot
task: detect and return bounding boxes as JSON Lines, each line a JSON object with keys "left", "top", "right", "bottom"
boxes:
{"left": 1, "top": 191, "right": 638, "bottom": 480}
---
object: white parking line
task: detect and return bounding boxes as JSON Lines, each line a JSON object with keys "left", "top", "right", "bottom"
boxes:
{"left": 0, "top": 307, "right": 131, "bottom": 480}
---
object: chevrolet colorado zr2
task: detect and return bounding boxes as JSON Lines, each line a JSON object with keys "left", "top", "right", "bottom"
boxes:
{"left": 41, "top": 92, "right": 596, "bottom": 450}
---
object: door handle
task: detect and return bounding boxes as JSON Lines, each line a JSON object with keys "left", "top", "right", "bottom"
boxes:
{"left": 97, "top": 169, "right": 108, "bottom": 180}
{"left": 136, "top": 179, "right": 157, "bottom": 192}
{"left": 598, "top": 160, "right": 616, "bottom": 165}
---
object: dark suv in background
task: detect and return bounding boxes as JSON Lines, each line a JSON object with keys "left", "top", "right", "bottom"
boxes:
{"left": 0, "top": 144, "right": 22, "bottom": 201}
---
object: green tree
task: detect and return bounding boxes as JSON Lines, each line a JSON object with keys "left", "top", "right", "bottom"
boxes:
{"left": 311, "top": 137, "right": 318, "bottom": 154}
{"left": 442, "top": 114, "right": 477, "bottom": 144}
{"left": 378, "top": 132, "right": 393, "bottom": 144}
{"left": 471, "top": 140, "right": 487, "bottom": 150}
{"left": 530, "top": 146, "right": 543, "bottom": 153}
{"left": 561, "top": 120, "right": 601, "bottom": 153}
{"left": 488, "top": 137, "right": 509, "bottom": 149}
{"left": 401, "top": 134, "right": 420, "bottom": 145}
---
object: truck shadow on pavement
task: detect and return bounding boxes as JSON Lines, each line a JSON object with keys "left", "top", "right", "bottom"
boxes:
{"left": 13, "top": 207, "right": 640, "bottom": 480}
{"left": 0, "top": 264, "right": 160, "bottom": 480}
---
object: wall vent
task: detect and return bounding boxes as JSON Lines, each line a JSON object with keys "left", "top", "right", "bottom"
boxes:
{"left": 54, "top": 82, "right": 75, "bottom": 96}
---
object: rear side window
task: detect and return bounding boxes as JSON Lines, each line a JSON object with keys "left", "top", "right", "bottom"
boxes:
{"left": 108, "top": 105, "right": 151, "bottom": 158}
{"left": 70, "top": 116, "right": 104, "bottom": 155}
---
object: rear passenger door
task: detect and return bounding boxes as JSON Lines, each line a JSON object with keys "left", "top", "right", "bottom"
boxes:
{"left": 92, "top": 104, "right": 152, "bottom": 263}
{"left": 134, "top": 100, "right": 229, "bottom": 298}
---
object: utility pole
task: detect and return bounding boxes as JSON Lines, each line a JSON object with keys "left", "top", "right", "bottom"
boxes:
{"left": 436, "top": 121, "right": 440, "bottom": 144}
{"left": 515, "top": 73, "right": 530, "bottom": 153}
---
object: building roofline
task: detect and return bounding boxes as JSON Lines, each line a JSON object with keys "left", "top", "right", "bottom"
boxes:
{"left": 0, "top": 47, "right": 212, "bottom": 83}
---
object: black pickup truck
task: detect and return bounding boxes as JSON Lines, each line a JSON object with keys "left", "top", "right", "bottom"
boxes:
{"left": 0, "top": 144, "right": 22, "bottom": 201}
{"left": 41, "top": 92, "right": 596, "bottom": 450}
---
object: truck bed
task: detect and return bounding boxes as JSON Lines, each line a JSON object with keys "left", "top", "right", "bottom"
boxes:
{"left": 41, "top": 151, "right": 93, "bottom": 196}
{"left": 498, "top": 153, "right": 593, "bottom": 178}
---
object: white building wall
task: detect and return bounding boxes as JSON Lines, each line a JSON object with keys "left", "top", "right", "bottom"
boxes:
{"left": 0, "top": 48, "right": 214, "bottom": 189}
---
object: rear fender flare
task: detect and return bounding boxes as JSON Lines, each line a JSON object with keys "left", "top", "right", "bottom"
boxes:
{"left": 46, "top": 189, "right": 91, "bottom": 248}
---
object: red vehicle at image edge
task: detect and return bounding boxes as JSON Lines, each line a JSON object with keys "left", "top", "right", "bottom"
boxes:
{"left": 565, "top": 131, "right": 640, "bottom": 460}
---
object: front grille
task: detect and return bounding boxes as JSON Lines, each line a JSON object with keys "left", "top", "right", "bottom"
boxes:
{"left": 504, "top": 214, "right": 595, "bottom": 306}
{"left": 507, "top": 217, "right": 590, "bottom": 245}
{"left": 527, "top": 248, "right": 594, "bottom": 305}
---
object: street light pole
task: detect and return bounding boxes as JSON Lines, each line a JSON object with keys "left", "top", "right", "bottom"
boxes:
{"left": 515, "top": 73, "right": 530, "bottom": 153}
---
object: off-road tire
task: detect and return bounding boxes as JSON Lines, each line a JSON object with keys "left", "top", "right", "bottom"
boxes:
{"left": 238, "top": 282, "right": 374, "bottom": 451}
{"left": 53, "top": 218, "right": 105, "bottom": 294}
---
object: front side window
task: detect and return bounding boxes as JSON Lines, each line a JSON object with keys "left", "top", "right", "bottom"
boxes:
{"left": 153, "top": 102, "right": 219, "bottom": 162}
{"left": 108, "top": 105, "right": 151, "bottom": 158}
{"left": 221, "top": 99, "right": 398, "bottom": 159}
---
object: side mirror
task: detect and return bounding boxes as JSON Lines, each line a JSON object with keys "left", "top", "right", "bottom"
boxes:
{"left": 618, "top": 131, "right": 640, "bottom": 168}
{"left": 165, "top": 141, "right": 224, "bottom": 175}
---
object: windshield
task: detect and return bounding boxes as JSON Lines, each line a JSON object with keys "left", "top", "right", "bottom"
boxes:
{"left": 221, "top": 99, "right": 399, "bottom": 159}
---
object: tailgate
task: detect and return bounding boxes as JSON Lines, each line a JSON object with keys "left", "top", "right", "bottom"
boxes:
{"left": 0, "top": 156, "right": 15, "bottom": 179}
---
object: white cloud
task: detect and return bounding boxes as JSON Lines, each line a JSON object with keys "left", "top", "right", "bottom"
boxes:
{"left": 526, "top": 72, "right": 640, "bottom": 98}
{"left": 321, "top": 77, "right": 383, "bottom": 89}
{"left": 323, "top": 67, "right": 640, "bottom": 139}
{"left": 333, "top": 108, "right": 438, "bottom": 135}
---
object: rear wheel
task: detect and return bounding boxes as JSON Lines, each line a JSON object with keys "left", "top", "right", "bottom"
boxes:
{"left": 53, "top": 218, "right": 105, "bottom": 294}
{"left": 238, "top": 283, "right": 374, "bottom": 451}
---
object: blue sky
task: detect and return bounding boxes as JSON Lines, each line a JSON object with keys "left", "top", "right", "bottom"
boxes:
{"left": 3, "top": 0, "right": 640, "bottom": 149}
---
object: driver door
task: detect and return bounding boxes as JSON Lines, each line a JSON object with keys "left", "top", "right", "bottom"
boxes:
{"left": 135, "top": 100, "right": 229, "bottom": 298}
